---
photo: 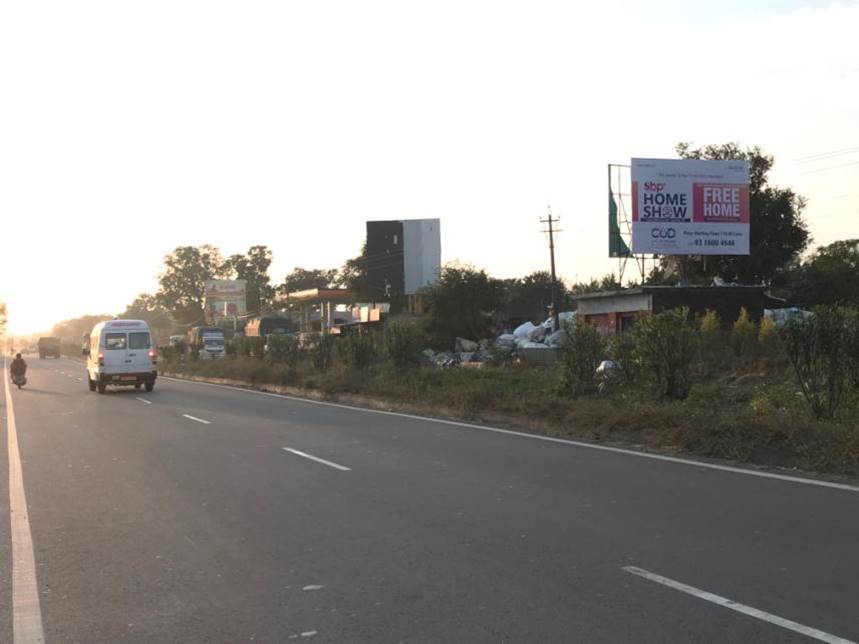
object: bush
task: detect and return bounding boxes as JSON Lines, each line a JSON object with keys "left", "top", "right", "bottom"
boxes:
{"left": 607, "top": 331, "right": 637, "bottom": 383}
{"left": 758, "top": 316, "right": 784, "bottom": 364}
{"left": 782, "top": 306, "right": 856, "bottom": 419}
{"left": 339, "top": 330, "right": 377, "bottom": 371}
{"left": 234, "top": 336, "right": 264, "bottom": 358}
{"left": 306, "top": 333, "right": 336, "bottom": 370}
{"left": 265, "top": 334, "right": 300, "bottom": 364}
{"left": 633, "top": 307, "right": 697, "bottom": 400}
{"left": 698, "top": 310, "right": 727, "bottom": 376}
{"left": 732, "top": 307, "right": 759, "bottom": 364}
{"left": 560, "top": 320, "right": 605, "bottom": 397}
{"left": 383, "top": 320, "right": 425, "bottom": 369}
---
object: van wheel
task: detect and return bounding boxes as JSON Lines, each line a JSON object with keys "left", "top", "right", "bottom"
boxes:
{"left": 97, "top": 382, "right": 106, "bottom": 394}
{"left": 145, "top": 381, "right": 154, "bottom": 392}
{"left": 88, "top": 378, "right": 97, "bottom": 392}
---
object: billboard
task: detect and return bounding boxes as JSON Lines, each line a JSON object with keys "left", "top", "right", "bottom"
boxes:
{"left": 631, "top": 158, "right": 750, "bottom": 255}
{"left": 204, "top": 279, "right": 247, "bottom": 323}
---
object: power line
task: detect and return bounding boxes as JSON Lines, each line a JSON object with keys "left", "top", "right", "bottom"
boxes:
{"left": 801, "top": 159, "right": 859, "bottom": 175}
{"left": 795, "top": 146, "right": 859, "bottom": 163}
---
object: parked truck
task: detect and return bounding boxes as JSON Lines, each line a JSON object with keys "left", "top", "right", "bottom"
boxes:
{"left": 38, "top": 336, "right": 62, "bottom": 359}
{"left": 187, "top": 326, "right": 226, "bottom": 359}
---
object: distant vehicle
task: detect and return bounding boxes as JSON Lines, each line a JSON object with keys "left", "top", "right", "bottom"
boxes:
{"left": 188, "top": 326, "right": 226, "bottom": 359}
{"left": 83, "top": 319, "right": 157, "bottom": 394}
{"left": 37, "top": 337, "right": 62, "bottom": 359}
{"left": 11, "top": 373, "right": 26, "bottom": 389}
{"left": 245, "top": 316, "right": 296, "bottom": 338}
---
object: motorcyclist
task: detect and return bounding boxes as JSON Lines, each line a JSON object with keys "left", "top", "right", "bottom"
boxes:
{"left": 10, "top": 353, "right": 27, "bottom": 379}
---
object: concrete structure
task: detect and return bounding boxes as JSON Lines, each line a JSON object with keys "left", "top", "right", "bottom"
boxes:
{"left": 573, "top": 285, "right": 786, "bottom": 335}
{"left": 366, "top": 219, "right": 441, "bottom": 297}
{"left": 280, "top": 288, "right": 355, "bottom": 335}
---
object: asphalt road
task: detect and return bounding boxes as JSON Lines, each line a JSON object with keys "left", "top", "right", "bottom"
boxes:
{"left": 1, "top": 356, "right": 857, "bottom": 643}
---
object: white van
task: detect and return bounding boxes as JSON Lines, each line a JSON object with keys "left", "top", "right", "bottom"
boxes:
{"left": 84, "top": 319, "right": 158, "bottom": 393}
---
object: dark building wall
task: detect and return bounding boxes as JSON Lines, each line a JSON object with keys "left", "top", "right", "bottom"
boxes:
{"left": 650, "top": 287, "right": 769, "bottom": 329}
{"left": 366, "top": 220, "right": 405, "bottom": 298}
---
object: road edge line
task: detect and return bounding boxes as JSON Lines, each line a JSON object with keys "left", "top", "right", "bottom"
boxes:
{"left": 622, "top": 566, "right": 856, "bottom": 644}
{"left": 159, "top": 375, "right": 859, "bottom": 494}
{"left": 4, "top": 358, "right": 46, "bottom": 643}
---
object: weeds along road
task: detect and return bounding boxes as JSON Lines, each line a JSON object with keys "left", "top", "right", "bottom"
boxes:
{"left": 1, "top": 356, "right": 858, "bottom": 643}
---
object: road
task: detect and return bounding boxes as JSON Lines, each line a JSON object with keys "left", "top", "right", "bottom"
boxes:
{"left": 1, "top": 356, "right": 858, "bottom": 643}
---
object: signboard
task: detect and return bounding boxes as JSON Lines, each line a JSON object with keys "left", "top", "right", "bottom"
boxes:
{"left": 631, "top": 158, "right": 750, "bottom": 255}
{"left": 204, "top": 279, "right": 247, "bottom": 323}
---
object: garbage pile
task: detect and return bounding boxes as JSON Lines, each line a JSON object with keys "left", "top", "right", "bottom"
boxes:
{"left": 422, "top": 311, "right": 577, "bottom": 368}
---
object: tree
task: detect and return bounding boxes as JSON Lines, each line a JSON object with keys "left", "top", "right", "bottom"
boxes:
{"left": 787, "top": 239, "right": 859, "bottom": 308}
{"left": 503, "top": 271, "right": 569, "bottom": 321}
{"left": 421, "top": 263, "right": 503, "bottom": 347}
{"left": 277, "top": 267, "right": 338, "bottom": 295}
{"left": 0, "top": 302, "right": 6, "bottom": 339}
{"left": 157, "top": 245, "right": 225, "bottom": 326}
{"left": 569, "top": 273, "right": 622, "bottom": 295}
{"left": 336, "top": 244, "right": 371, "bottom": 300}
{"left": 51, "top": 314, "right": 113, "bottom": 345}
{"left": 223, "top": 245, "right": 274, "bottom": 315}
{"left": 657, "top": 142, "right": 810, "bottom": 285}
{"left": 122, "top": 293, "right": 174, "bottom": 344}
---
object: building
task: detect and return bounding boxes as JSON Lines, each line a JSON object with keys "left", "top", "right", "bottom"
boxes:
{"left": 573, "top": 286, "right": 787, "bottom": 335}
{"left": 365, "top": 219, "right": 441, "bottom": 298}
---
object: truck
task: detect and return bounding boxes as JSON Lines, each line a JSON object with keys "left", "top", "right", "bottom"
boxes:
{"left": 188, "top": 326, "right": 226, "bottom": 359}
{"left": 38, "top": 336, "right": 62, "bottom": 359}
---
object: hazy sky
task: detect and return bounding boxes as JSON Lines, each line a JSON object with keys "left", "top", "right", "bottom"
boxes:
{"left": 2, "top": 0, "right": 858, "bottom": 334}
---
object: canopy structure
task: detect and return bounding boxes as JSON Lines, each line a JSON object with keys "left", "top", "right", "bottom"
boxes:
{"left": 278, "top": 288, "right": 355, "bottom": 334}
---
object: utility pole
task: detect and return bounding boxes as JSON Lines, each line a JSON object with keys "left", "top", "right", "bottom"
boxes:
{"left": 540, "top": 207, "right": 561, "bottom": 332}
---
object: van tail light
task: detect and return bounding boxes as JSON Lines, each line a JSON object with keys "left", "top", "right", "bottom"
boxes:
{"left": 149, "top": 349, "right": 158, "bottom": 364}
{"left": 98, "top": 353, "right": 104, "bottom": 367}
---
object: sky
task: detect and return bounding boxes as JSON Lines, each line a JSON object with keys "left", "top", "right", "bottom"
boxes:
{"left": 1, "top": 0, "right": 858, "bottom": 334}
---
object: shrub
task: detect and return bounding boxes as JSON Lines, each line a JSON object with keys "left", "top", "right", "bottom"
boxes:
{"left": 607, "top": 331, "right": 637, "bottom": 383}
{"left": 235, "top": 336, "right": 264, "bottom": 358}
{"left": 731, "top": 307, "right": 759, "bottom": 363}
{"left": 560, "top": 320, "right": 605, "bottom": 397}
{"left": 306, "top": 333, "right": 336, "bottom": 370}
{"left": 339, "top": 330, "right": 377, "bottom": 371}
{"left": 781, "top": 306, "right": 855, "bottom": 419}
{"left": 383, "top": 320, "right": 425, "bottom": 369}
{"left": 758, "top": 316, "right": 783, "bottom": 364}
{"left": 265, "top": 334, "right": 300, "bottom": 364}
{"left": 633, "top": 307, "right": 697, "bottom": 400}
{"left": 697, "top": 310, "right": 726, "bottom": 375}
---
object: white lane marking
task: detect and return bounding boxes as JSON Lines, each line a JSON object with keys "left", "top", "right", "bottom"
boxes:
{"left": 182, "top": 414, "right": 211, "bottom": 424}
{"left": 301, "top": 631, "right": 317, "bottom": 638}
{"left": 4, "top": 359, "right": 46, "bottom": 643}
{"left": 622, "top": 566, "right": 855, "bottom": 644}
{"left": 302, "top": 584, "right": 325, "bottom": 591}
{"left": 162, "top": 376, "right": 859, "bottom": 493}
{"left": 283, "top": 448, "right": 350, "bottom": 471}
{"left": 135, "top": 398, "right": 152, "bottom": 405}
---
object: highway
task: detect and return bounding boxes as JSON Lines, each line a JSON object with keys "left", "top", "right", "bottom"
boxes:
{"left": 1, "top": 356, "right": 858, "bottom": 643}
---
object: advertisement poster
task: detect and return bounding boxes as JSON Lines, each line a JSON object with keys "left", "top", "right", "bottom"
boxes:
{"left": 631, "top": 158, "right": 750, "bottom": 255}
{"left": 204, "top": 279, "right": 247, "bottom": 322}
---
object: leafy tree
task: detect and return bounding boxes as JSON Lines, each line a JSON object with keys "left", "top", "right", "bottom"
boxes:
{"left": 633, "top": 307, "right": 697, "bottom": 400}
{"left": 51, "top": 314, "right": 113, "bottom": 345}
{"left": 503, "top": 271, "right": 569, "bottom": 321}
{"left": 786, "top": 239, "right": 859, "bottom": 308}
{"left": 421, "top": 263, "right": 503, "bottom": 348}
{"left": 569, "top": 273, "right": 622, "bottom": 295}
{"left": 223, "top": 245, "right": 274, "bottom": 314}
{"left": 657, "top": 143, "right": 810, "bottom": 285}
{"left": 122, "top": 293, "right": 174, "bottom": 344}
{"left": 157, "top": 245, "right": 225, "bottom": 326}
{"left": 0, "top": 302, "right": 6, "bottom": 338}
{"left": 278, "top": 267, "right": 338, "bottom": 296}
{"left": 337, "top": 244, "right": 371, "bottom": 300}
{"left": 560, "top": 319, "right": 605, "bottom": 397}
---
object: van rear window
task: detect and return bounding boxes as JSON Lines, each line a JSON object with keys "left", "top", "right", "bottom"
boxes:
{"left": 129, "top": 332, "right": 151, "bottom": 350}
{"left": 105, "top": 333, "right": 127, "bottom": 350}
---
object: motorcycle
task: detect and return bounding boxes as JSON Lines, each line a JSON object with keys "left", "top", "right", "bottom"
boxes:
{"left": 11, "top": 373, "right": 26, "bottom": 389}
